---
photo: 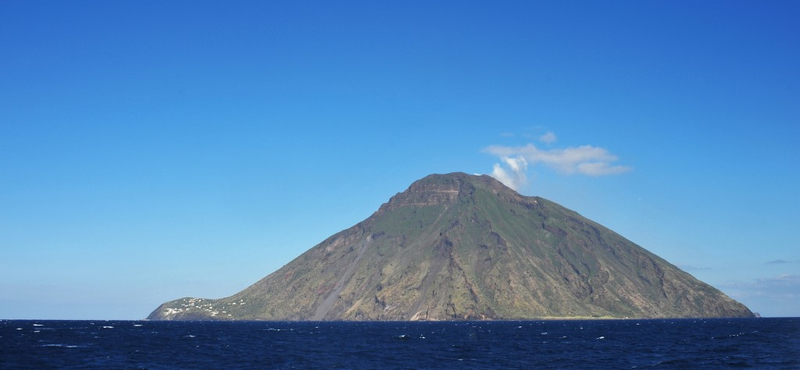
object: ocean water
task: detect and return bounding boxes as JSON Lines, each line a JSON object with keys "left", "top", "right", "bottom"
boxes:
{"left": 1, "top": 318, "right": 797, "bottom": 369}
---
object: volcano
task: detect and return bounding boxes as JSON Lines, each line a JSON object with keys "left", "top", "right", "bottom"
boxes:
{"left": 148, "top": 173, "right": 753, "bottom": 320}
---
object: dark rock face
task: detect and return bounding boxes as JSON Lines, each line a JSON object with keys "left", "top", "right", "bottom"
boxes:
{"left": 148, "top": 173, "right": 753, "bottom": 320}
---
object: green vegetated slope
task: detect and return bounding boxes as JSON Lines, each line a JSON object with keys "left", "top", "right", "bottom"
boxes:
{"left": 148, "top": 173, "right": 753, "bottom": 320}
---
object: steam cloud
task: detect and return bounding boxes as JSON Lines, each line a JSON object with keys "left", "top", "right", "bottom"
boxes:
{"left": 491, "top": 156, "right": 528, "bottom": 191}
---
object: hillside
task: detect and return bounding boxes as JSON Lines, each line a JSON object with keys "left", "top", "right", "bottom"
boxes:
{"left": 148, "top": 173, "right": 753, "bottom": 320}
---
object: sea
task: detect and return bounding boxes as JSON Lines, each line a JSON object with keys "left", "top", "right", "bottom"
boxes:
{"left": 1, "top": 318, "right": 797, "bottom": 369}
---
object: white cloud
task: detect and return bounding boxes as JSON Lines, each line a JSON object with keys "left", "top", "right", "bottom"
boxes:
{"left": 577, "top": 162, "right": 633, "bottom": 176}
{"left": 725, "top": 274, "right": 800, "bottom": 299}
{"left": 679, "top": 265, "right": 712, "bottom": 272}
{"left": 484, "top": 142, "right": 632, "bottom": 178}
{"left": 766, "top": 259, "right": 800, "bottom": 264}
{"left": 491, "top": 156, "right": 527, "bottom": 191}
{"left": 720, "top": 274, "right": 800, "bottom": 316}
{"left": 539, "top": 131, "right": 557, "bottom": 144}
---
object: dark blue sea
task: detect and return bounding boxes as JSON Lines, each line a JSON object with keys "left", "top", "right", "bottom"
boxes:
{"left": 1, "top": 318, "right": 798, "bottom": 369}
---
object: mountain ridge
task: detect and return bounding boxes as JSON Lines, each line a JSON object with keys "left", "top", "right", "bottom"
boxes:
{"left": 148, "top": 172, "right": 753, "bottom": 320}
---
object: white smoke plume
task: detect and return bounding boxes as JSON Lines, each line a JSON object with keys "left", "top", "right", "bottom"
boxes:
{"left": 491, "top": 156, "right": 528, "bottom": 191}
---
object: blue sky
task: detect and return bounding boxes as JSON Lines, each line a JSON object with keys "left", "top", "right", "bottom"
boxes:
{"left": 1, "top": 1, "right": 798, "bottom": 319}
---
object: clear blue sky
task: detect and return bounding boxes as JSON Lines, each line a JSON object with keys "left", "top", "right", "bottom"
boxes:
{"left": 1, "top": 1, "right": 798, "bottom": 319}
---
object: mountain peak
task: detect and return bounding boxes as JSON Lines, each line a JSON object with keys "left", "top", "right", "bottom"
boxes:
{"left": 380, "top": 172, "right": 520, "bottom": 211}
{"left": 413, "top": 172, "right": 510, "bottom": 190}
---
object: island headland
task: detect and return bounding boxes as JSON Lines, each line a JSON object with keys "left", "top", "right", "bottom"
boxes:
{"left": 149, "top": 172, "right": 753, "bottom": 320}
